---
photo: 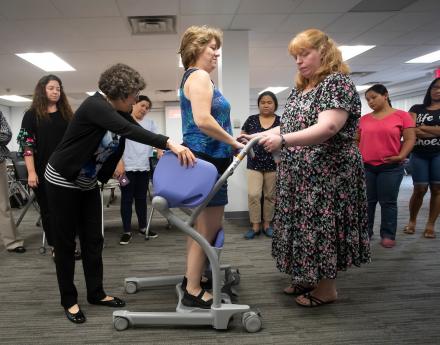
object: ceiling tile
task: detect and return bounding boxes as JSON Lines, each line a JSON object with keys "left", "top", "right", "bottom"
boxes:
{"left": 279, "top": 13, "right": 342, "bottom": 33}
{"left": 0, "top": 0, "right": 61, "bottom": 19}
{"left": 325, "top": 12, "right": 395, "bottom": 33}
{"left": 179, "top": 15, "right": 233, "bottom": 32}
{"left": 117, "top": 0, "right": 179, "bottom": 16}
{"left": 401, "top": 0, "right": 440, "bottom": 12}
{"left": 231, "top": 14, "right": 288, "bottom": 32}
{"left": 294, "top": 0, "right": 363, "bottom": 13}
{"left": 52, "top": 0, "right": 121, "bottom": 17}
{"left": 179, "top": 0, "right": 240, "bottom": 15}
{"left": 389, "top": 31, "right": 440, "bottom": 45}
{"left": 371, "top": 12, "right": 439, "bottom": 32}
{"left": 237, "top": 0, "right": 301, "bottom": 14}
{"left": 350, "top": 31, "right": 406, "bottom": 45}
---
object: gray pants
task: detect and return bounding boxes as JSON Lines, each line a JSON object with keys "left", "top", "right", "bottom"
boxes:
{"left": 0, "top": 161, "right": 24, "bottom": 250}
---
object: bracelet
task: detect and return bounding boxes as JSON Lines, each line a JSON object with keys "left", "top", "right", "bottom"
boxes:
{"left": 280, "top": 134, "right": 286, "bottom": 148}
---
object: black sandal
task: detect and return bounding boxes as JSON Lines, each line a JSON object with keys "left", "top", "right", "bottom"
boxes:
{"left": 283, "top": 284, "right": 314, "bottom": 296}
{"left": 181, "top": 289, "right": 213, "bottom": 309}
{"left": 296, "top": 293, "right": 336, "bottom": 308}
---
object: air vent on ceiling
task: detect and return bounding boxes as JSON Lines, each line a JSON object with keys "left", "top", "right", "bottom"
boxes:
{"left": 128, "top": 16, "right": 176, "bottom": 35}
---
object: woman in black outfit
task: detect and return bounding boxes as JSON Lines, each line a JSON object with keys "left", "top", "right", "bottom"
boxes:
{"left": 18, "top": 75, "right": 80, "bottom": 259}
{"left": 45, "top": 63, "right": 195, "bottom": 324}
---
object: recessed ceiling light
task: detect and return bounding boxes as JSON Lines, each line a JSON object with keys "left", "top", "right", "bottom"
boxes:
{"left": 406, "top": 49, "right": 440, "bottom": 64}
{"left": 259, "top": 87, "right": 289, "bottom": 94}
{"left": 0, "top": 95, "right": 32, "bottom": 102}
{"left": 86, "top": 91, "right": 104, "bottom": 96}
{"left": 355, "top": 84, "right": 371, "bottom": 92}
{"left": 16, "top": 52, "right": 75, "bottom": 71}
{"left": 339, "top": 45, "right": 375, "bottom": 61}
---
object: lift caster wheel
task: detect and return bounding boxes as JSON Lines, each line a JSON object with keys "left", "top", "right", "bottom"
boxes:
{"left": 242, "top": 311, "right": 262, "bottom": 333}
{"left": 114, "top": 317, "right": 129, "bottom": 331}
{"left": 39, "top": 247, "right": 46, "bottom": 254}
{"left": 125, "top": 282, "right": 138, "bottom": 294}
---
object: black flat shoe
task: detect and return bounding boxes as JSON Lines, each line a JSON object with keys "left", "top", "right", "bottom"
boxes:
{"left": 64, "top": 308, "right": 86, "bottom": 324}
{"left": 181, "top": 289, "right": 213, "bottom": 309}
{"left": 7, "top": 246, "right": 26, "bottom": 253}
{"left": 89, "top": 296, "right": 125, "bottom": 308}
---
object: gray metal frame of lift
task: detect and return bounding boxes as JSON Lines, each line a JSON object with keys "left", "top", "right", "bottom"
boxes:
{"left": 113, "top": 137, "right": 263, "bottom": 332}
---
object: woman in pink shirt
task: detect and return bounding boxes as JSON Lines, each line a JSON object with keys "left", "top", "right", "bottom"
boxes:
{"left": 358, "top": 84, "right": 416, "bottom": 248}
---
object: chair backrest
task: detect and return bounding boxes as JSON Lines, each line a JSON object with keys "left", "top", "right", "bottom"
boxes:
{"left": 153, "top": 151, "right": 218, "bottom": 208}
{"left": 9, "top": 152, "right": 28, "bottom": 183}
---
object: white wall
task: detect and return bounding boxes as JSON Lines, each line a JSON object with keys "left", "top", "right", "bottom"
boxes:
{"left": 359, "top": 91, "right": 424, "bottom": 115}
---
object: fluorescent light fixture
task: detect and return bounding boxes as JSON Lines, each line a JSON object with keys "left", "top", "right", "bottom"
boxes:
{"left": 339, "top": 45, "right": 375, "bottom": 61}
{"left": 0, "top": 95, "right": 32, "bottom": 102}
{"left": 259, "top": 87, "right": 288, "bottom": 94}
{"left": 406, "top": 49, "right": 440, "bottom": 64}
{"left": 356, "top": 84, "right": 371, "bottom": 92}
{"left": 178, "top": 56, "right": 183, "bottom": 68}
{"left": 86, "top": 91, "right": 104, "bottom": 96}
{"left": 16, "top": 52, "right": 75, "bottom": 71}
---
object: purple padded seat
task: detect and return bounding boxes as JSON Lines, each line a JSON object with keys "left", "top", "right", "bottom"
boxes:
{"left": 152, "top": 151, "right": 218, "bottom": 208}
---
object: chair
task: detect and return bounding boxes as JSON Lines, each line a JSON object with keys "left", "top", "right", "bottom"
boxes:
{"left": 7, "top": 152, "right": 44, "bottom": 252}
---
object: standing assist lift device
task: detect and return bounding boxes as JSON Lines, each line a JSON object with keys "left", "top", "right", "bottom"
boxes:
{"left": 113, "top": 137, "right": 262, "bottom": 333}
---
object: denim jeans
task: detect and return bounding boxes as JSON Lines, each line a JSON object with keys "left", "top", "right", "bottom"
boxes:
{"left": 120, "top": 170, "right": 149, "bottom": 233}
{"left": 410, "top": 152, "right": 440, "bottom": 185}
{"left": 364, "top": 163, "right": 404, "bottom": 240}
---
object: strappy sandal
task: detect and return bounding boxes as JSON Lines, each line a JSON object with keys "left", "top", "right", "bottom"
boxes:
{"left": 283, "top": 284, "right": 315, "bottom": 296}
{"left": 403, "top": 225, "right": 415, "bottom": 235}
{"left": 423, "top": 229, "right": 436, "bottom": 239}
{"left": 295, "top": 293, "right": 336, "bottom": 308}
{"left": 181, "top": 289, "right": 213, "bottom": 309}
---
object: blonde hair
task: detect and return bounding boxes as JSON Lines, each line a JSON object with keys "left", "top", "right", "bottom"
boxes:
{"left": 179, "top": 25, "right": 222, "bottom": 70}
{"left": 288, "top": 29, "right": 350, "bottom": 90}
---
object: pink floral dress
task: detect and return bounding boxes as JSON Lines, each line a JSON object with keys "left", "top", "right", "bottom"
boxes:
{"left": 272, "top": 73, "right": 371, "bottom": 285}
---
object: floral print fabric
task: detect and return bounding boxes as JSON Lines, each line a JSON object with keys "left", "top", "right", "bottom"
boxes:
{"left": 272, "top": 73, "right": 371, "bottom": 285}
{"left": 17, "top": 128, "right": 36, "bottom": 156}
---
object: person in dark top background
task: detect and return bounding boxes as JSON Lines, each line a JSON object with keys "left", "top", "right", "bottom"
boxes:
{"left": 17, "top": 74, "right": 79, "bottom": 259}
{"left": 404, "top": 77, "right": 440, "bottom": 239}
{"left": 241, "top": 91, "right": 280, "bottom": 240}
{"left": 45, "top": 63, "right": 195, "bottom": 324}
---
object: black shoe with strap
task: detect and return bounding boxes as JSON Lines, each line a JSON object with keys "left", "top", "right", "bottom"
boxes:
{"left": 181, "top": 289, "right": 213, "bottom": 309}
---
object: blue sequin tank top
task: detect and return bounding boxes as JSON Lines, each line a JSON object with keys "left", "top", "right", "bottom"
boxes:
{"left": 180, "top": 68, "right": 233, "bottom": 158}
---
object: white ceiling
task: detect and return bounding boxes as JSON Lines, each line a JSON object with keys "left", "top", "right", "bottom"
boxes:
{"left": 0, "top": 0, "right": 439, "bottom": 107}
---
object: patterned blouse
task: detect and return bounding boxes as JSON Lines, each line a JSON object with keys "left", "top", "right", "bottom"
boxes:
{"left": 242, "top": 114, "right": 280, "bottom": 171}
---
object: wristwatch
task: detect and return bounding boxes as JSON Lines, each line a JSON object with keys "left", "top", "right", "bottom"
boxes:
{"left": 280, "top": 134, "right": 286, "bottom": 148}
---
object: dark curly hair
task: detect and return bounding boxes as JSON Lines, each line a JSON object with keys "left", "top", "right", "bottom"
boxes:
{"left": 30, "top": 74, "right": 73, "bottom": 121}
{"left": 98, "top": 63, "right": 146, "bottom": 100}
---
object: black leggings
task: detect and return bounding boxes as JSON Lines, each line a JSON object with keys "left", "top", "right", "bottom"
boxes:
{"left": 46, "top": 182, "right": 106, "bottom": 308}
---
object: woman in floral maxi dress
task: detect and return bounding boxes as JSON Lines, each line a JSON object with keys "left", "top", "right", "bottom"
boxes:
{"left": 242, "top": 29, "right": 370, "bottom": 307}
